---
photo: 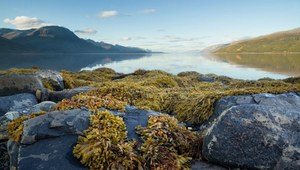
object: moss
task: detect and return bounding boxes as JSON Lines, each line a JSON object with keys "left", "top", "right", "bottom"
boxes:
{"left": 7, "top": 112, "right": 46, "bottom": 143}
{"left": 73, "top": 110, "right": 142, "bottom": 170}
{"left": 136, "top": 114, "right": 201, "bottom": 169}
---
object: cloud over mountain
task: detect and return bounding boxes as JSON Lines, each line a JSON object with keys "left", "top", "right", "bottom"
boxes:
{"left": 74, "top": 28, "right": 97, "bottom": 34}
{"left": 3, "top": 16, "right": 51, "bottom": 30}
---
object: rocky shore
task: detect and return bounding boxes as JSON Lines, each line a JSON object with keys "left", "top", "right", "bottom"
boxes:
{"left": 0, "top": 68, "right": 299, "bottom": 170}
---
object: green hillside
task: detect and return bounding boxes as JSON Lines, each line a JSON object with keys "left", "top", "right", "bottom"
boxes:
{"left": 215, "top": 28, "right": 300, "bottom": 53}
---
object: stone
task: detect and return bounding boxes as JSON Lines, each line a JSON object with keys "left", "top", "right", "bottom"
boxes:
{"left": 21, "top": 109, "right": 91, "bottom": 144}
{"left": 191, "top": 160, "right": 227, "bottom": 170}
{"left": 0, "top": 141, "right": 9, "bottom": 170}
{"left": 18, "top": 135, "right": 87, "bottom": 170}
{"left": 37, "top": 70, "right": 64, "bottom": 91}
{"left": 48, "top": 86, "right": 95, "bottom": 102}
{"left": 202, "top": 92, "right": 300, "bottom": 170}
{"left": 0, "top": 93, "right": 38, "bottom": 117}
{"left": 121, "top": 106, "right": 160, "bottom": 140}
{"left": 4, "top": 111, "right": 20, "bottom": 121}
{"left": 7, "top": 140, "right": 18, "bottom": 170}
{"left": 28, "top": 101, "right": 56, "bottom": 113}
{"left": 0, "top": 74, "right": 44, "bottom": 96}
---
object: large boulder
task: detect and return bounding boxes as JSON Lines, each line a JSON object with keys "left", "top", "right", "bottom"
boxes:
{"left": 202, "top": 92, "right": 300, "bottom": 170}
{"left": 37, "top": 70, "right": 64, "bottom": 91}
{"left": 0, "top": 93, "right": 38, "bottom": 117}
{"left": 48, "top": 86, "right": 95, "bottom": 102}
{"left": 0, "top": 74, "right": 44, "bottom": 96}
{"left": 9, "top": 109, "right": 91, "bottom": 170}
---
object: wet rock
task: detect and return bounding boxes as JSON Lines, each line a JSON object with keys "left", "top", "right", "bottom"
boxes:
{"left": 202, "top": 92, "right": 300, "bottom": 170}
{"left": 0, "top": 93, "right": 38, "bottom": 117}
{"left": 48, "top": 86, "right": 95, "bottom": 102}
{"left": 37, "top": 70, "right": 64, "bottom": 91}
{"left": 7, "top": 140, "right": 18, "bottom": 170}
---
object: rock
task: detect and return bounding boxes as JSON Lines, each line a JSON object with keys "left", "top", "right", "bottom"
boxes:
{"left": 7, "top": 140, "right": 18, "bottom": 170}
{"left": 28, "top": 101, "right": 56, "bottom": 113}
{"left": 48, "top": 86, "right": 95, "bottom": 102}
{"left": 7, "top": 109, "right": 91, "bottom": 169}
{"left": 121, "top": 106, "right": 160, "bottom": 140}
{"left": 21, "top": 109, "right": 91, "bottom": 144}
{"left": 0, "top": 93, "right": 38, "bottom": 117}
{"left": 18, "top": 135, "right": 87, "bottom": 170}
{"left": 4, "top": 111, "right": 20, "bottom": 121}
{"left": 0, "top": 74, "right": 44, "bottom": 96}
{"left": 37, "top": 70, "right": 64, "bottom": 91}
{"left": 191, "top": 160, "right": 227, "bottom": 170}
{"left": 198, "top": 75, "right": 216, "bottom": 83}
{"left": 202, "top": 92, "right": 300, "bottom": 170}
{"left": 0, "top": 141, "right": 9, "bottom": 170}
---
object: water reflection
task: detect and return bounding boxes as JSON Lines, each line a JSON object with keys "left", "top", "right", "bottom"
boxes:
{"left": 0, "top": 53, "right": 149, "bottom": 71}
{"left": 0, "top": 52, "right": 298, "bottom": 80}
{"left": 211, "top": 53, "right": 300, "bottom": 77}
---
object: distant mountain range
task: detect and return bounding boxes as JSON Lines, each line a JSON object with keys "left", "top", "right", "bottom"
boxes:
{"left": 0, "top": 26, "right": 149, "bottom": 53}
{"left": 213, "top": 28, "right": 300, "bottom": 53}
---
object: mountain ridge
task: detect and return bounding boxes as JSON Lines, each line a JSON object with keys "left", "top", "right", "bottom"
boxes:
{"left": 213, "top": 28, "right": 300, "bottom": 53}
{"left": 0, "top": 26, "right": 149, "bottom": 53}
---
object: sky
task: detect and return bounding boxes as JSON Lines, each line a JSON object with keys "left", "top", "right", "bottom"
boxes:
{"left": 0, "top": 0, "right": 300, "bottom": 52}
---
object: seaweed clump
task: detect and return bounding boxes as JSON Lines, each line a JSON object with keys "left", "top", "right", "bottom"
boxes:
{"left": 73, "top": 110, "right": 142, "bottom": 170}
{"left": 7, "top": 112, "right": 46, "bottom": 143}
{"left": 136, "top": 114, "right": 201, "bottom": 170}
{"left": 54, "top": 93, "right": 127, "bottom": 112}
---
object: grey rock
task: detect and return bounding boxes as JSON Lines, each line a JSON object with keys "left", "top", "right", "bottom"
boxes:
{"left": 28, "top": 101, "right": 56, "bottom": 113}
{"left": 37, "top": 70, "right": 64, "bottom": 91}
{"left": 7, "top": 140, "right": 18, "bottom": 170}
{"left": 49, "top": 86, "right": 95, "bottom": 102}
{"left": 198, "top": 75, "right": 216, "bottom": 83}
{"left": 0, "top": 93, "right": 38, "bottom": 117}
{"left": 0, "top": 141, "right": 9, "bottom": 170}
{"left": 203, "top": 92, "right": 300, "bottom": 170}
{"left": 21, "top": 109, "right": 91, "bottom": 144}
{"left": 4, "top": 111, "right": 20, "bottom": 121}
{"left": 0, "top": 74, "right": 44, "bottom": 97}
{"left": 191, "top": 160, "right": 227, "bottom": 170}
{"left": 122, "top": 106, "right": 160, "bottom": 140}
{"left": 18, "top": 135, "right": 88, "bottom": 170}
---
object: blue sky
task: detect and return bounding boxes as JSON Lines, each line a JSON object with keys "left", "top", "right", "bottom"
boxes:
{"left": 1, "top": 0, "right": 300, "bottom": 52}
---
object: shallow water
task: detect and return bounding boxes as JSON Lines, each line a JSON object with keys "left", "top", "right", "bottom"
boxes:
{"left": 0, "top": 52, "right": 299, "bottom": 80}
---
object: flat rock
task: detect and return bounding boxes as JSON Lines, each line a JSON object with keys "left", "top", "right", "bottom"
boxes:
{"left": 48, "top": 86, "right": 95, "bottom": 102}
{"left": 21, "top": 109, "right": 91, "bottom": 144}
{"left": 0, "top": 93, "right": 38, "bottom": 117}
{"left": 202, "top": 92, "right": 300, "bottom": 170}
{"left": 18, "top": 135, "right": 87, "bottom": 170}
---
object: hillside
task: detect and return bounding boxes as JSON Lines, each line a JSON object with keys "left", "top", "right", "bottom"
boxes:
{"left": 0, "top": 26, "right": 149, "bottom": 53}
{"left": 214, "top": 28, "right": 300, "bottom": 53}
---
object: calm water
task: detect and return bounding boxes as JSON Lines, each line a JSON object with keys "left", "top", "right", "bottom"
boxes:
{"left": 0, "top": 53, "right": 299, "bottom": 80}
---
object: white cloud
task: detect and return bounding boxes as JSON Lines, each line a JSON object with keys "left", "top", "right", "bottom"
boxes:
{"left": 142, "top": 9, "right": 156, "bottom": 14}
{"left": 98, "top": 10, "right": 118, "bottom": 18}
{"left": 3, "top": 16, "right": 50, "bottom": 30}
{"left": 74, "top": 28, "right": 97, "bottom": 34}
{"left": 122, "top": 37, "right": 131, "bottom": 41}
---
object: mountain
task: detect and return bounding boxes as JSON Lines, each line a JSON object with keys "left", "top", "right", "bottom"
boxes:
{"left": 86, "top": 39, "right": 149, "bottom": 53}
{"left": 214, "top": 28, "right": 300, "bottom": 53}
{"left": 0, "top": 26, "right": 149, "bottom": 53}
